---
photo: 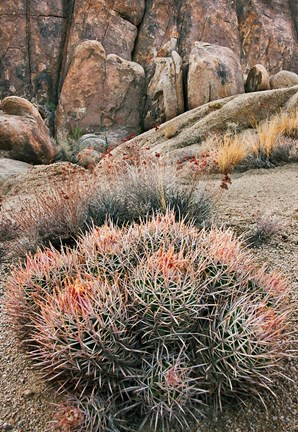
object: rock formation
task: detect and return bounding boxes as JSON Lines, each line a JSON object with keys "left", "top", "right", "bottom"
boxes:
{"left": 0, "top": 97, "right": 57, "bottom": 164}
{"left": 112, "top": 85, "right": 298, "bottom": 158}
{"left": 187, "top": 42, "right": 244, "bottom": 110}
{"left": 56, "top": 41, "right": 145, "bottom": 145}
{"left": 0, "top": 0, "right": 297, "bottom": 147}
{"left": 269, "top": 71, "right": 298, "bottom": 89}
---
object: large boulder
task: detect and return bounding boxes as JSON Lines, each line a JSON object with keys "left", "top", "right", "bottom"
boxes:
{"left": 56, "top": 41, "right": 145, "bottom": 146}
{"left": 187, "top": 42, "right": 244, "bottom": 110}
{"left": 0, "top": 97, "right": 57, "bottom": 164}
{"left": 144, "top": 50, "right": 184, "bottom": 130}
{"left": 269, "top": 71, "right": 298, "bottom": 90}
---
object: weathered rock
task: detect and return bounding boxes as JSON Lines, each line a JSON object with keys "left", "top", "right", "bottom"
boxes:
{"left": 113, "top": 0, "right": 145, "bottom": 26}
{"left": 30, "top": 0, "right": 65, "bottom": 16}
{"left": 133, "top": 0, "right": 179, "bottom": 72}
{"left": 29, "top": 15, "right": 66, "bottom": 104}
{"left": 56, "top": 41, "right": 145, "bottom": 145}
{"left": 245, "top": 64, "right": 270, "bottom": 93}
{"left": 289, "top": 0, "right": 298, "bottom": 38}
{"left": 144, "top": 51, "right": 184, "bottom": 130}
{"left": 0, "top": 97, "right": 57, "bottom": 164}
{"left": 0, "top": 13, "right": 29, "bottom": 98}
{"left": 187, "top": 42, "right": 244, "bottom": 110}
{"left": 133, "top": 0, "right": 241, "bottom": 72}
{"left": 236, "top": 0, "right": 298, "bottom": 73}
{"left": 0, "top": 159, "right": 31, "bottom": 188}
{"left": 1, "top": 162, "right": 87, "bottom": 197}
{"left": 105, "top": 54, "right": 145, "bottom": 132}
{"left": 286, "top": 92, "right": 298, "bottom": 112}
{"left": 0, "top": 0, "right": 66, "bottom": 105}
{"left": 179, "top": 1, "right": 241, "bottom": 60}
{"left": 63, "top": 0, "right": 141, "bottom": 72}
{"left": 112, "top": 85, "right": 298, "bottom": 158}
{"left": 269, "top": 71, "right": 298, "bottom": 90}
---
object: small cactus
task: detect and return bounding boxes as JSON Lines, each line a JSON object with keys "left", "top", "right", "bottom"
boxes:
{"left": 6, "top": 213, "right": 293, "bottom": 431}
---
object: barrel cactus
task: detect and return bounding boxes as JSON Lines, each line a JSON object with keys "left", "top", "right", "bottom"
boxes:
{"left": 6, "top": 213, "right": 292, "bottom": 431}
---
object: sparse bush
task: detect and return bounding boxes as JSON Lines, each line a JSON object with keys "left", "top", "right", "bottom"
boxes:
{"left": 6, "top": 213, "right": 292, "bottom": 431}
{"left": 246, "top": 213, "right": 287, "bottom": 247}
{"left": 88, "top": 158, "right": 213, "bottom": 228}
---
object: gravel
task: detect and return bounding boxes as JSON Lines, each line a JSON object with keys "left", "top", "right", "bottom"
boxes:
{"left": 0, "top": 163, "right": 297, "bottom": 431}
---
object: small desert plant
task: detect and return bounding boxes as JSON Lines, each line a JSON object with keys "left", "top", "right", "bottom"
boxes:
{"left": 69, "top": 126, "right": 85, "bottom": 141}
{"left": 0, "top": 156, "right": 213, "bottom": 262}
{"left": 246, "top": 213, "right": 287, "bottom": 246}
{"left": 6, "top": 213, "right": 292, "bottom": 431}
{"left": 2, "top": 176, "right": 95, "bottom": 258}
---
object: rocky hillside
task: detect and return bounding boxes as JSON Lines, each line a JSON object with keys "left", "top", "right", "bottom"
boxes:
{"left": 0, "top": 0, "right": 298, "bottom": 147}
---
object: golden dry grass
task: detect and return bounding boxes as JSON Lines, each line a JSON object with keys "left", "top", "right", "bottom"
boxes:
{"left": 253, "top": 110, "right": 298, "bottom": 156}
{"left": 213, "top": 110, "right": 298, "bottom": 172}
{"left": 216, "top": 133, "right": 248, "bottom": 174}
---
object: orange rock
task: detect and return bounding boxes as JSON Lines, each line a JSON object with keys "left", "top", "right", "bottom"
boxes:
{"left": 56, "top": 41, "right": 145, "bottom": 145}
{"left": 0, "top": 97, "right": 57, "bottom": 164}
{"left": 187, "top": 42, "right": 244, "bottom": 110}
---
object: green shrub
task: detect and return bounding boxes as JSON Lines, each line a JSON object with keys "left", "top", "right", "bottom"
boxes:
{"left": 6, "top": 213, "right": 292, "bottom": 430}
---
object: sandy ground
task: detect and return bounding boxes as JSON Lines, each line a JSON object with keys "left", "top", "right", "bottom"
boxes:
{"left": 0, "top": 163, "right": 297, "bottom": 431}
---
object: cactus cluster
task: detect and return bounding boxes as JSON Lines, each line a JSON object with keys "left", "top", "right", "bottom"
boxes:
{"left": 6, "top": 213, "right": 291, "bottom": 431}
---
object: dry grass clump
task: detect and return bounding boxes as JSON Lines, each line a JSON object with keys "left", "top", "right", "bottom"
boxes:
{"left": 211, "top": 110, "right": 298, "bottom": 172}
{"left": 216, "top": 132, "right": 248, "bottom": 174}
{"left": 246, "top": 213, "right": 288, "bottom": 247}
{"left": 252, "top": 110, "right": 297, "bottom": 162}
{"left": 6, "top": 213, "right": 293, "bottom": 431}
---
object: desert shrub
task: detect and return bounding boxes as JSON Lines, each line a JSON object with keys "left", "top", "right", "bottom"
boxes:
{"left": 88, "top": 160, "right": 213, "bottom": 228}
{"left": 6, "top": 213, "right": 292, "bottom": 431}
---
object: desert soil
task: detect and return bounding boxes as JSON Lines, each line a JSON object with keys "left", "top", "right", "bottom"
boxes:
{"left": 0, "top": 163, "right": 297, "bottom": 432}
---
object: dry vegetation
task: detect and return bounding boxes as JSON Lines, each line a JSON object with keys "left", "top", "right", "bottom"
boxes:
{"left": 211, "top": 110, "right": 298, "bottom": 173}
